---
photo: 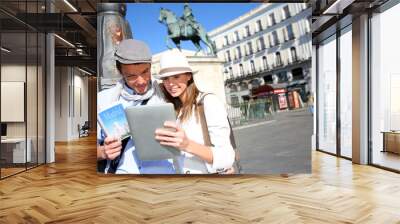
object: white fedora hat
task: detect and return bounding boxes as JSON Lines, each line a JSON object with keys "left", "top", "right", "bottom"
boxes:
{"left": 155, "top": 49, "right": 198, "bottom": 79}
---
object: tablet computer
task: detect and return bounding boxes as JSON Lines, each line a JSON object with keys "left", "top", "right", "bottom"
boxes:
{"left": 125, "top": 103, "right": 180, "bottom": 161}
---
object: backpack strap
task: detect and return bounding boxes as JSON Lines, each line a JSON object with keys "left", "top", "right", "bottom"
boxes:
{"left": 141, "top": 98, "right": 150, "bottom": 106}
{"left": 197, "top": 93, "right": 212, "bottom": 147}
{"left": 197, "top": 93, "right": 237, "bottom": 148}
{"left": 197, "top": 93, "right": 241, "bottom": 174}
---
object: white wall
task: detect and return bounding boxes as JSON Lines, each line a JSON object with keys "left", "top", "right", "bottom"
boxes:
{"left": 1, "top": 64, "right": 46, "bottom": 163}
{"left": 1, "top": 65, "right": 26, "bottom": 143}
{"left": 71, "top": 72, "right": 89, "bottom": 138}
{"left": 1, "top": 65, "right": 33, "bottom": 137}
{"left": 55, "top": 67, "right": 89, "bottom": 141}
{"left": 55, "top": 66, "right": 68, "bottom": 141}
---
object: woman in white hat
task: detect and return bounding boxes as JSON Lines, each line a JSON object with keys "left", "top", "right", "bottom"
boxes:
{"left": 154, "top": 50, "right": 235, "bottom": 174}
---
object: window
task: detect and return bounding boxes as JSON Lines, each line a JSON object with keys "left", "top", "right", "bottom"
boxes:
{"left": 257, "top": 20, "right": 263, "bottom": 32}
{"left": 226, "top": 50, "right": 231, "bottom": 62}
{"left": 283, "top": 5, "right": 290, "bottom": 19}
{"left": 277, "top": 72, "right": 288, "bottom": 83}
{"left": 339, "top": 26, "right": 352, "bottom": 159}
{"left": 236, "top": 46, "right": 242, "bottom": 59}
{"left": 292, "top": 67, "right": 304, "bottom": 80}
{"left": 245, "top": 25, "right": 251, "bottom": 37}
{"left": 275, "top": 52, "right": 282, "bottom": 66}
{"left": 235, "top": 31, "right": 240, "bottom": 42}
{"left": 269, "top": 13, "right": 276, "bottom": 26}
{"left": 315, "top": 25, "right": 354, "bottom": 159}
{"left": 251, "top": 79, "right": 260, "bottom": 89}
{"left": 230, "top": 84, "right": 238, "bottom": 92}
{"left": 239, "top": 64, "right": 244, "bottom": 76}
{"left": 229, "top": 66, "right": 233, "bottom": 78}
{"left": 264, "top": 75, "right": 273, "bottom": 84}
{"left": 301, "top": 2, "right": 307, "bottom": 10}
{"left": 258, "top": 37, "right": 265, "bottom": 51}
{"left": 317, "top": 35, "right": 337, "bottom": 155}
{"left": 0, "top": 1, "right": 46, "bottom": 179}
{"left": 370, "top": 6, "right": 400, "bottom": 171}
{"left": 250, "top": 60, "right": 256, "bottom": 73}
{"left": 239, "top": 82, "right": 248, "bottom": 91}
{"left": 231, "top": 96, "right": 239, "bottom": 105}
{"left": 262, "top": 56, "right": 268, "bottom": 70}
{"left": 224, "top": 35, "right": 229, "bottom": 46}
{"left": 247, "top": 42, "right": 253, "bottom": 55}
{"left": 305, "top": 19, "right": 311, "bottom": 33}
{"left": 272, "top": 31, "right": 279, "bottom": 45}
{"left": 268, "top": 35, "right": 273, "bottom": 47}
{"left": 287, "top": 24, "right": 295, "bottom": 40}
{"left": 290, "top": 47, "right": 297, "bottom": 62}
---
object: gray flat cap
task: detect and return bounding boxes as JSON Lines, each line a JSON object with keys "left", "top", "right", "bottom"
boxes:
{"left": 115, "top": 39, "right": 152, "bottom": 64}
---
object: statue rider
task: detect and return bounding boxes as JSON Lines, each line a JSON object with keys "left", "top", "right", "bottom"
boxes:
{"left": 180, "top": 3, "right": 200, "bottom": 37}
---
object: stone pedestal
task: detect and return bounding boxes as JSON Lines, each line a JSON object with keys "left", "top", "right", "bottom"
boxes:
{"left": 152, "top": 49, "right": 227, "bottom": 105}
{"left": 97, "top": 3, "right": 132, "bottom": 91}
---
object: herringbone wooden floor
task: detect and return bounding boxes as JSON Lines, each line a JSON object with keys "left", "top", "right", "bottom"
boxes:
{"left": 1, "top": 135, "right": 400, "bottom": 224}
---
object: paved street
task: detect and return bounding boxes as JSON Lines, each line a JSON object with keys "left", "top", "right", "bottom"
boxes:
{"left": 233, "top": 109, "right": 313, "bottom": 174}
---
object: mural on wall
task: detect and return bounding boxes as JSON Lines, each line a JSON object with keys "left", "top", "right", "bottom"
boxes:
{"left": 97, "top": 3, "right": 312, "bottom": 175}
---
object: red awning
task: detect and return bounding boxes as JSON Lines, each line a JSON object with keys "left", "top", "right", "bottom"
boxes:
{"left": 251, "top": 84, "right": 274, "bottom": 95}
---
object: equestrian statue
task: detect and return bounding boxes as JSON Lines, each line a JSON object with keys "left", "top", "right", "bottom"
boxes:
{"left": 158, "top": 4, "right": 217, "bottom": 55}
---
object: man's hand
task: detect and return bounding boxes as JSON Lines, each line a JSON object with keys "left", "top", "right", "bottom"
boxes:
{"left": 103, "top": 136, "right": 122, "bottom": 160}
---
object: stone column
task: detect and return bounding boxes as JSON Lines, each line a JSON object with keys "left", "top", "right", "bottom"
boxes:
{"left": 46, "top": 0, "right": 55, "bottom": 163}
{"left": 352, "top": 14, "right": 369, "bottom": 164}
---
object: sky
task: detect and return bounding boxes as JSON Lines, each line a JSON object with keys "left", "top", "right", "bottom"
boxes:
{"left": 126, "top": 3, "right": 261, "bottom": 55}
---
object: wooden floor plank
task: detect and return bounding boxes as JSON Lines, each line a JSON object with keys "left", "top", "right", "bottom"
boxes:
{"left": 0, "top": 135, "right": 399, "bottom": 223}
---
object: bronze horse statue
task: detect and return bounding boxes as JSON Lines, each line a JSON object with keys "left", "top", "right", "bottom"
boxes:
{"left": 158, "top": 8, "right": 216, "bottom": 55}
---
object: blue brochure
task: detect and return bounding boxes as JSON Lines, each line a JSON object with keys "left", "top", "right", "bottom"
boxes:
{"left": 98, "top": 102, "right": 130, "bottom": 140}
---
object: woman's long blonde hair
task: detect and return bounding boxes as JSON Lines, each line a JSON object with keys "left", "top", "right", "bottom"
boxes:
{"left": 160, "top": 74, "right": 200, "bottom": 123}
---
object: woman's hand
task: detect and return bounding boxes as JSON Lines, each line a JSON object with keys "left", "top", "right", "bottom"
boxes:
{"left": 155, "top": 121, "right": 190, "bottom": 151}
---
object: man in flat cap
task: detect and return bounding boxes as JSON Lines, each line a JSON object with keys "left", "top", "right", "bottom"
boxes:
{"left": 97, "top": 39, "right": 175, "bottom": 174}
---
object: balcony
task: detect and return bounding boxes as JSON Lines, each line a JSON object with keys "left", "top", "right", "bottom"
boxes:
{"left": 225, "top": 57, "right": 311, "bottom": 85}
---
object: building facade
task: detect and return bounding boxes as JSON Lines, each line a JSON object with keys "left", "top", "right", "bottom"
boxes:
{"left": 208, "top": 3, "right": 312, "bottom": 106}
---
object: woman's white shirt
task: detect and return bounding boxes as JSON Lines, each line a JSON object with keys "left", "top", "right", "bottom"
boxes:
{"left": 177, "top": 93, "right": 235, "bottom": 174}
